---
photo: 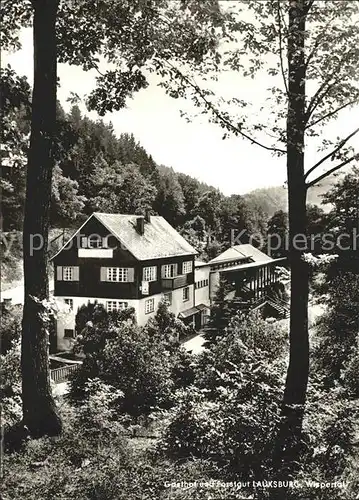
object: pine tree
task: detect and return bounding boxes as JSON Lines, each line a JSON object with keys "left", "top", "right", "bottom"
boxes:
{"left": 204, "top": 276, "right": 237, "bottom": 347}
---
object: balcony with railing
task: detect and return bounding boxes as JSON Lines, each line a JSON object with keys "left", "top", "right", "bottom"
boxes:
{"left": 161, "top": 274, "right": 189, "bottom": 290}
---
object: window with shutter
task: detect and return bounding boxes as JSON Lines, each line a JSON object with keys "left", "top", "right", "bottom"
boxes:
{"left": 143, "top": 266, "right": 157, "bottom": 282}
{"left": 162, "top": 263, "right": 178, "bottom": 278}
{"left": 103, "top": 267, "right": 134, "bottom": 282}
{"left": 56, "top": 266, "right": 63, "bottom": 280}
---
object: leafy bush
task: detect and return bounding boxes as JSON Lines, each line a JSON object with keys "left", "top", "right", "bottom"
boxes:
{"left": 0, "top": 303, "right": 22, "bottom": 354}
{"left": 1, "top": 341, "right": 22, "bottom": 434}
{"left": 71, "top": 301, "right": 194, "bottom": 415}
{"left": 76, "top": 378, "right": 125, "bottom": 437}
{"left": 144, "top": 300, "right": 192, "bottom": 344}
{"left": 161, "top": 314, "right": 286, "bottom": 480}
{"left": 70, "top": 319, "right": 176, "bottom": 416}
{"left": 162, "top": 375, "right": 282, "bottom": 481}
{"left": 313, "top": 273, "right": 359, "bottom": 387}
{"left": 341, "top": 347, "right": 359, "bottom": 398}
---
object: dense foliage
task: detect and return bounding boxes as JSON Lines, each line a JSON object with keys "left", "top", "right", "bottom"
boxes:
{"left": 1, "top": 88, "right": 271, "bottom": 263}
{"left": 313, "top": 273, "right": 359, "bottom": 390}
{"left": 70, "top": 302, "right": 194, "bottom": 416}
{"left": 2, "top": 273, "right": 358, "bottom": 499}
{"left": 0, "top": 305, "right": 23, "bottom": 436}
{"left": 2, "top": 0, "right": 359, "bottom": 496}
{"left": 163, "top": 314, "right": 287, "bottom": 481}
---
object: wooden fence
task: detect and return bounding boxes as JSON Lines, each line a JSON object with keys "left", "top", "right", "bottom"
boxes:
{"left": 50, "top": 364, "right": 78, "bottom": 383}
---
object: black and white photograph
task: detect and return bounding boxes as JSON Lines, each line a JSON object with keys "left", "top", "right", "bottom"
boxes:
{"left": 1, "top": 1, "right": 359, "bottom": 498}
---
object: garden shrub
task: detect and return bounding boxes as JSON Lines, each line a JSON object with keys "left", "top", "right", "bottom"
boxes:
{"left": 161, "top": 314, "right": 285, "bottom": 481}
{"left": 70, "top": 319, "right": 175, "bottom": 416}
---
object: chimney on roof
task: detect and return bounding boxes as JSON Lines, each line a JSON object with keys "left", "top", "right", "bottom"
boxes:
{"left": 136, "top": 216, "right": 145, "bottom": 235}
{"left": 145, "top": 209, "right": 151, "bottom": 223}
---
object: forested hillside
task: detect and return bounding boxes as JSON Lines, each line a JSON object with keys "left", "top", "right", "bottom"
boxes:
{"left": 243, "top": 172, "right": 349, "bottom": 218}
{"left": 2, "top": 68, "right": 347, "bottom": 270}
{"left": 2, "top": 69, "right": 273, "bottom": 264}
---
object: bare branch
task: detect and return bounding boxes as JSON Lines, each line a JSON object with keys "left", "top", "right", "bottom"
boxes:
{"left": 304, "top": 127, "right": 359, "bottom": 180}
{"left": 305, "top": 51, "right": 350, "bottom": 121}
{"left": 277, "top": 2, "right": 289, "bottom": 97}
{"left": 161, "top": 60, "right": 286, "bottom": 154}
{"left": 305, "top": 73, "right": 340, "bottom": 121}
{"left": 305, "top": 99, "right": 359, "bottom": 130}
{"left": 94, "top": 66, "right": 105, "bottom": 77}
{"left": 306, "top": 153, "right": 359, "bottom": 189}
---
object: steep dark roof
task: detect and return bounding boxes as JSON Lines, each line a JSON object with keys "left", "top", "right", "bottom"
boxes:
{"left": 93, "top": 213, "right": 197, "bottom": 260}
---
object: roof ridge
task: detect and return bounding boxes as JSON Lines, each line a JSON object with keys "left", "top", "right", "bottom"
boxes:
{"left": 52, "top": 212, "right": 197, "bottom": 262}
{"left": 94, "top": 212, "right": 161, "bottom": 217}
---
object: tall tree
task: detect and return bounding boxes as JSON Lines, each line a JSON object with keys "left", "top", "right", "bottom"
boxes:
{"left": 272, "top": 0, "right": 309, "bottom": 470}
{"left": 91, "top": 162, "right": 157, "bottom": 215}
{"left": 153, "top": 169, "right": 185, "bottom": 227}
{"left": 21, "top": 0, "right": 62, "bottom": 436}
{"left": 267, "top": 210, "right": 288, "bottom": 258}
{"left": 0, "top": 66, "right": 31, "bottom": 230}
{"left": 4, "top": 0, "right": 225, "bottom": 437}
{"left": 156, "top": 0, "right": 359, "bottom": 473}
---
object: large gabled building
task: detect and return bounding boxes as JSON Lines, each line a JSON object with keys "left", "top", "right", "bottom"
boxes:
{"left": 52, "top": 212, "right": 211, "bottom": 351}
{"left": 51, "top": 212, "right": 286, "bottom": 352}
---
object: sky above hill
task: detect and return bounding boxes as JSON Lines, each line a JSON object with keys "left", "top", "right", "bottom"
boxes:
{"left": 4, "top": 28, "right": 358, "bottom": 195}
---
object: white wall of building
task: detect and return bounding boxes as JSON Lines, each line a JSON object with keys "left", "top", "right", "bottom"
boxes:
{"left": 55, "top": 285, "right": 196, "bottom": 351}
{"left": 194, "top": 264, "right": 211, "bottom": 307}
{"left": 209, "top": 270, "right": 220, "bottom": 301}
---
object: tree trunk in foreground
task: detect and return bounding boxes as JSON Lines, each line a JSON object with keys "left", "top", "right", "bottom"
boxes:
{"left": 272, "top": 0, "right": 309, "bottom": 479}
{"left": 21, "top": 0, "right": 62, "bottom": 437}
